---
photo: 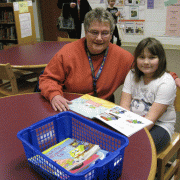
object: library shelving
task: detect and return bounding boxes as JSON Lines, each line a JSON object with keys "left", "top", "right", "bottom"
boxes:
{"left": 0, "top": 3, "right": 17, "bottom": 49}
{"left": 0, "top": 2, "right": 36, "bottom": 50}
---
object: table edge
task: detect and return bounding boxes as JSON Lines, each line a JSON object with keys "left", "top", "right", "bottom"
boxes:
{"left": 145, "top": 128, "right": 157, "bottom": 180}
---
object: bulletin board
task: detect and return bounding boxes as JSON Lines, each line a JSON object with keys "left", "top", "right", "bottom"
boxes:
{"left": 13, "top": 1, "right": 36, "bottom": 44}
{"left": 87, "top": 0, "right": 180, "bottom": 47}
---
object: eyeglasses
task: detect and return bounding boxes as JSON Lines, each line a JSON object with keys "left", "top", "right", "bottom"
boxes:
{"left": 87, "top": 30, "right": 111, "bottom": 38}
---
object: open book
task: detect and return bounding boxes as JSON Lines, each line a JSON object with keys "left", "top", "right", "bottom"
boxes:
{"left": 69, "top": 94, "right": 153, "bottom": 137}
{"left": 68, "top": 94, "right": 115, "bottom": 119}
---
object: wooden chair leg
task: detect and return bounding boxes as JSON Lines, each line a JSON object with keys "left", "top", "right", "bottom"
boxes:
{"left": 174, "top": 149, "right": 180, "bottom": 180}
{"left": 157, "top": 159, "right": 165, "bottom": 180}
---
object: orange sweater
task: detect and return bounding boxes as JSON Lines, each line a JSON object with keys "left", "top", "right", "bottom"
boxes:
{"left": 39, "top": 38, "right": 134, "bottom": 101}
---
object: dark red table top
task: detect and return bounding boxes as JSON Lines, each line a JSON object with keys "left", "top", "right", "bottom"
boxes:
{"left": 0, "top": 41, "right": 70, "bottom": 67}
{"left": 0, "top": 93, "right": 156, "bottom": 179}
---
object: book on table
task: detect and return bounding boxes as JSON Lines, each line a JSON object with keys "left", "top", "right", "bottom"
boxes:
{"left": 69, "top": 94, "right": 153, "bottom": 137}
{"left": 42, "top": 138, "right": 105, "bottom": 173}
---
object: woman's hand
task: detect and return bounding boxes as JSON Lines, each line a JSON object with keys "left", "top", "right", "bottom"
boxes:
{"left": 51, "top": 95, "right": 72, "bottom": 112}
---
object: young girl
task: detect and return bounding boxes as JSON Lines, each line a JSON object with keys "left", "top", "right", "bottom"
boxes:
{"left": 120, "top": 37, "right": 176, "bottom": 153}
{"left": 106, "top": 0, "right": 121, "bottom": 46}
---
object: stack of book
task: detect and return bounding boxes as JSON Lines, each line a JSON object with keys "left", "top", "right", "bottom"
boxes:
{"left": 42, "top": 138, "right": 108, "bottom": 174}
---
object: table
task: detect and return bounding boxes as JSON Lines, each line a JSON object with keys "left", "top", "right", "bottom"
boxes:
{"left": 0, "top": 41, "right": 70, "bottom": 73}
{"left": 0, "top": 93, "right": 157, "bottom": 180}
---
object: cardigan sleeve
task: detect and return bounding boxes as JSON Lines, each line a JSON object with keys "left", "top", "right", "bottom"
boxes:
{"left": 39, "top": 52, "right": 66, "bottom": 102}
{"left": 170, "top": 72, "right": 178, "bottom": 80}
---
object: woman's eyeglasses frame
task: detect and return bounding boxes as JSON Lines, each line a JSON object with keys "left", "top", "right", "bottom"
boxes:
{"left": 87, "top": 30, "right": 111, "bottom": 38}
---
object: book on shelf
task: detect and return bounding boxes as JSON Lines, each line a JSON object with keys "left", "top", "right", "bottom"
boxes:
{"left": 69, "top": 94, "right": 153, "bottom": 137}
{"left": 1, "top": 11, "right": 14, "bottom": 22}
{"left": 42, "top": 138, "right": 101, "bottom": 172}
{"left": 0, "top": 25, "right": 15, "bottom": 40}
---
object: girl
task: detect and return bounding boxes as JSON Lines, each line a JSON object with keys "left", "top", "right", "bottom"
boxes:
{"left": 106, "top": 0, "right": 121, "bottom": 46}
{"left": 120, "top": 37, "right": 176, "bottom": 153}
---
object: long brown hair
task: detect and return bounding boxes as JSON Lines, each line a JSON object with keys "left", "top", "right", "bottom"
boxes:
{"left": 132, "top": 37, "right": 167, "bottom": 82}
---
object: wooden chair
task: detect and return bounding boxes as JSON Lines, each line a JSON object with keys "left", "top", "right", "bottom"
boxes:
{"left": 3, "top": 43, "right": 39, "bottom": 81}
{"left": 3, "top": 42, "right": 37, "bottom": 50}
{"left": 57, "top": 37, "right": 78, "bottom": 42}
{"left": 156, "top": 88, "right": 180, "bottom": 180}
{"left": 0, "top": 63, "right": 37, "bottom": 97}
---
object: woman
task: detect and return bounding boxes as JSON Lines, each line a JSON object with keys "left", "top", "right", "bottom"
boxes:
{"left": 39, "top": 8, "right": 134, "bottom": 111}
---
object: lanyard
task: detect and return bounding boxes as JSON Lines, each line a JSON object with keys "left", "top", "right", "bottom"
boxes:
{"left": 86, "top": 47, "right": 109, "bottom": 97}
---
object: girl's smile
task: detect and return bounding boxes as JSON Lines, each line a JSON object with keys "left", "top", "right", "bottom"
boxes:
{"left": 137, "top": 47, "right": 159, "bottom": 79}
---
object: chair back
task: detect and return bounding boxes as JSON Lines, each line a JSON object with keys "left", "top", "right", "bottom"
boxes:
{"left": 0, "top": 63, "right": 15, "bottom": 80}
{"left": 57, "top": 37, "right": 78, "bottom": 42}
{"left": 0, "top": 63, "right": 18, "bottom": 94}
{"left": 3, "top": 44, "right": 19, "bottom": 50}
{"left": 175, "top": 88, "right": 180, "bottom": 112}
{"left": 3, "top": 42, "right": 37, "bottom": 50}
{"left": 156, "top": 87, "right": 180, "bottom": 180}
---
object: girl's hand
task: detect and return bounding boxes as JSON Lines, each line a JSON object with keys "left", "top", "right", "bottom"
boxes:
{"left": 175, "top": 78, "right": 180, "bottom": 89}
{"left": 70, "top": 2, "right": 76, "bottom": 8}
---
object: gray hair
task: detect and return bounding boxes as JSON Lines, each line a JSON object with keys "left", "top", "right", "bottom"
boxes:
{"left": 84, "top": 7, "right": 115, "bottom": 34}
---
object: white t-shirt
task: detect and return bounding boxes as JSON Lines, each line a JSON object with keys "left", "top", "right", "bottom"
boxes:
{"left": 122, "top": 70, "right": 176, "bottom": 137}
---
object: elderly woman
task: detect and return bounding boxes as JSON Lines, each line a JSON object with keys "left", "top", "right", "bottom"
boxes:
{"left": 39, "top": 8, "right": 135, "bottom": 111}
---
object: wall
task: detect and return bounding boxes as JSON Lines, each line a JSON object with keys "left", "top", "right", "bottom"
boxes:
{"left": 86, "top": 0, "right": 180, "bottom": 47}
{"left": 32, "top": 1, "right": 40, "bottom": 40}
{"left": 33, "top": 0, "right": 180, "bottom": 46}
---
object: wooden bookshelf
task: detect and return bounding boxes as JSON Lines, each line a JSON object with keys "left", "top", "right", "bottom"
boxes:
{"left": 0, "top": 3, "right": 16, "bottom": 49}
{"left": 0, "top": 2, "right": 36, "bottom": 50}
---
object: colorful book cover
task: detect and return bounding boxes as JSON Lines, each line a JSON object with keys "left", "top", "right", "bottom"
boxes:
{"left": 69, "top": 94, "right": 115, "bottom": 119}
{"left": 70, "top": 148, "right": 109, "bottom": 173}
{"left": 42, "top": 138, "right": 100, "bottom": 171}
{"left": 70, "top": 153, "right": 99, "bottom": 174}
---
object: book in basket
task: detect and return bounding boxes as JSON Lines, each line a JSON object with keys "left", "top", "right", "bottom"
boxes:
{"left": 69, "top": 94, "right": 153, "bottom": 137}
{"left": 42, "top": 138, "right": 100, "bottom": 171}
{"left": 70, "top": 148, "right": 109, "bottom": 173}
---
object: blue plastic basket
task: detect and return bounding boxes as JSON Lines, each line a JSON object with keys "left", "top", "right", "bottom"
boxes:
{"left": 17, "top": 111, "right": 129, "bottom": 180}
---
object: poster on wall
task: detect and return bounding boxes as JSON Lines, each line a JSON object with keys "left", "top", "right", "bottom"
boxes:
{"left": 19, "top": 13, "right": 32, "bottom": 38}
{"left": 164, "top": 0, "right": 178, "bottom": 6}
{"left": 125, "top": 21, "right": 135, "bottom": 34}
{"left": 129, "top": 6, "right": 139, "bottom": 19}
{"left": 124, "top": 0, "right": 145, "bottom": 6}
{"left": 134, "top": 21, "right": 144, "bottom": 34}
{"left": 137, "top": 0, "right": 145, "bottom": 5}
{"left": 124, "top": 0, "right": 134, "bottom": 6}
{"left": 165, "top": 5, "right": 180, "bottom": 36}
{"left": 147, "top": 0, "right": 154, "bottom": 9}
{"left": 116, "top": 0, "right": 124, "bottom": 6}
